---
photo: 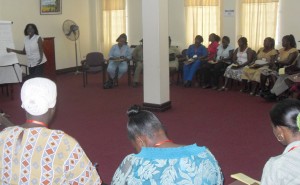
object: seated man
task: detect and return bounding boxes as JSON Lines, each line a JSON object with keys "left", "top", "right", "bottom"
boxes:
{"left": 0, "top": 77, "right": 102, "bottom": 184}
{"left": 132, "top": 37, "right": 181, "bottom": 87}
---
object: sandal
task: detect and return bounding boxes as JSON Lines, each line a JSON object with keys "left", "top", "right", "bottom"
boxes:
{"left": 218, "top": 86, "right": 228, "bottom": 91}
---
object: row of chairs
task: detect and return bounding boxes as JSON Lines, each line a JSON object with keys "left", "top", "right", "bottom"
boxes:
{"left": 81, "top": 51, "right": 187, "bottom": 88}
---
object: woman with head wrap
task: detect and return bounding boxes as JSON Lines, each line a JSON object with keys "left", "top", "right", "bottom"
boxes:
{"left": 111, "top": 105, "right": 223, "bottom": 185}
{"left": 0, "top": 77, "right": 102, "bottom": 184}
{"left": 105, "top": 33, "right": 132, "bottom": 88}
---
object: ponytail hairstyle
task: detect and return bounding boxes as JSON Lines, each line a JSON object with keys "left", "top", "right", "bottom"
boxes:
{"left": 127, "top": 105, "right": 165, "bottom": 140}
{"left": 270, "top": 99, "right": 300, "bottom": 133}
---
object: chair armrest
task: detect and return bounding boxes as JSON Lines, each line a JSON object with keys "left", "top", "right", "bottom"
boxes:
{"left": 81, "top": 59, "right": 86, "bottom": 65}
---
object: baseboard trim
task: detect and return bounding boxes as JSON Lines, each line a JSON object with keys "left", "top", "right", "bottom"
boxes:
{"left": 56, "top": 67, "right": 82, "bottom": 74}
{"left": 142, "top": 101, "right": 172, "bottom": 112}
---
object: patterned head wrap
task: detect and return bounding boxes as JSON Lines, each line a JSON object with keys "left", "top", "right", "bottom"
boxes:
{"left": 21, "top": 77, "right": 57, "bottom": 116}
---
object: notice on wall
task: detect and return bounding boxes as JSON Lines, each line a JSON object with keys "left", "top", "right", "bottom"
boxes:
{"left": 224, "top": 9, "right": 235, "bottom": 17}
{"left": 0, "top": 20, "right": 19, "bottom": 66}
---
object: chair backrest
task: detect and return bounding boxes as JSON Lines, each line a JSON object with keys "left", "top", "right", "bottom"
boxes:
{"left": 85, "top": 52, "right": 105, "bottom": 67}
{"left": 181, "top": 49, "right": 187, "bottom": 58}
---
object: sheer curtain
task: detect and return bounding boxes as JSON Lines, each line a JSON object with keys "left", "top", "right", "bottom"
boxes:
{"left": 241, "top": 0, "right": 279, "bottom": 51}
{"left": 101, "top": 0, "right": 126, "bottom": 56}
{"left": 184, "top": 0, "right": 220, "bottom": 47}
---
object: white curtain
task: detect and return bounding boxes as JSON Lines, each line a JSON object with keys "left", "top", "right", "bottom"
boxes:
{"left": 100, "top": 0, "right": 126, "bottom": 57}
{"left": 185, "top": 0, "right": 220, "bottom": 47}
{"left": 240, "top": 0, "right": 279, "bottom": 51}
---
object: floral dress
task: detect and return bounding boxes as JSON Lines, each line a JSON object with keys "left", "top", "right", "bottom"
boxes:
{"left": 224, "top": 47, "right": 250, "bottom": 81}
{"left": 111, "top": 144, "right": 223, "bottom": 185}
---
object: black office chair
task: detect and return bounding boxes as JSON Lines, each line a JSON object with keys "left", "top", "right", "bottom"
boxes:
{"left": 81, "top": 52, "right": 107, "bottom": 87}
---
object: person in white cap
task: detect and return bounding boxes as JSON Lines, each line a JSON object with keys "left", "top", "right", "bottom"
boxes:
{"left": 0, "top": 77, "right": 102, "bottom": 185}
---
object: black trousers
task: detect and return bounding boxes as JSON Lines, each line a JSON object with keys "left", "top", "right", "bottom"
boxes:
{"left": 25, "top": 63, "right": 45, "bottom": 81}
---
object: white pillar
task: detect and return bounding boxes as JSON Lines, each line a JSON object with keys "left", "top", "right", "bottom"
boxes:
{"left": 142, "top": 0, "right": 171, "bottom": 111}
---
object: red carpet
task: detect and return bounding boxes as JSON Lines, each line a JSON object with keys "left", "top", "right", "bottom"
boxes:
{"left": 1, "top": 73, "right": 283, "bottom": 184}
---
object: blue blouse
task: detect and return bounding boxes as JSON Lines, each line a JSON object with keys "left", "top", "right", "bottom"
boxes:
{"left": 187, "top": 44, "right": 208, "bottom": 60}
{"left": 111, "top": 144, "right": 223, "bottom": 185}
{"left": 108, "top": 44, "right": 132, "bottom": 62}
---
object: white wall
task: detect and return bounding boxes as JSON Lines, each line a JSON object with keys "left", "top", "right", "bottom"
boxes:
{"left": 278, "top": 0, "right": 300, "bottom": 49}
{"left": 0, "top": 0, "right": 94, "bottom": 70}
{"left": 1, "top": 0, "right": 300, "bottom": 70}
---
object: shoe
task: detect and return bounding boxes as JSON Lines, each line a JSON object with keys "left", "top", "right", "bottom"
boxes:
{"left": 212, "top": 86, "right": 218, "bottom": 90}
{"left": 133, "top": 82, "right": 138, "bottom": 88}
{"left": 218, "top": 86, "right": 228, "bottom": 91}
{"left": 263, "top": 93, "right": 277, "bottom": 101}
{"left": 240, "top": 88, "right": 250, "bottom": 93}
{"left": 202, "top": 85, "right": 211, "bottom": 89}
{"left": 103, "top": 79, "right": 114, "bottom": 89}
{"left": 184, "top": 81, "right": 192, "bottom": 88}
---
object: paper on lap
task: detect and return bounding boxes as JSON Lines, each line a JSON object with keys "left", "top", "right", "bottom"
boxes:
{"left": 231, "top": 173, "right": 260, "bottom": 185}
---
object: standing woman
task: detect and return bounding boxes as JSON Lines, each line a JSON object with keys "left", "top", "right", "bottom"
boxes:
{"left": 7, "top": 23, "right": 47, "bottom": 79}
{"left": 183, "top": 35, "right": 207, "bottom": 87}
{"left": 261, "top": 99, "right": 300, "bottom": 184}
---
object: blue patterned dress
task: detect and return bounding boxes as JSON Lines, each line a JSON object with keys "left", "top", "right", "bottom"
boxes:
{"left": 111, "top": 144, "right": 223, "bottom": 185}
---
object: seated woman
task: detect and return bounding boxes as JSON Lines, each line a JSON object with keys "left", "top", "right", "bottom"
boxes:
{"left": 111, "top": 105, "right": 223, "bottom": 185}
{"left": 183, "top": 35, "right": 207, "bottom": 87}
{"left": 105, "top": 33, "right": 131, "bottom": 88}
{"left": 261, "top": 99, "right": 300, "bottom": 185}
{"left": 200, "top": 33, "right": 221, "bottom": 88}
{"left": 241, "top": 37, "right": 278, "bottom": 96}
{"left": 218, "top": 37, "right": 254, "bottom": 91}
{"left": 209, "top": 36, "right": 234, "bottom": 89}
{"left": 262, "top": 34, "right": 298, "bottom": 100}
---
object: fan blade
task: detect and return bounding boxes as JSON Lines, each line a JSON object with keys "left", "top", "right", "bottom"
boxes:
{"left": 65, "top": 24, "right": 79, "bottom": 36}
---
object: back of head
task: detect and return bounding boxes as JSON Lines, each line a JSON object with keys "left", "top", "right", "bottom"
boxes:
{"left": 270, "top": 99, "right": 300, "bottom": 133}
{"left": 126, "top": 105, "right": 165, "bottom": 140}
{"left": 195, "top": 35, "right": 204, "bottom": 43}
{"left": 21, "top": 77, "right": 57, "bottom": 116}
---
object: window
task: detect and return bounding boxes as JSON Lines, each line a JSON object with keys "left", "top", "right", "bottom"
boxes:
{"left": 240, "top": 0, "right": 279, "bottom": 51}
{"left": 102, "top": 0, "right": 126, "bottom": 56}
{"left": 185, "top": 0, "right": 220, "bottom": 46}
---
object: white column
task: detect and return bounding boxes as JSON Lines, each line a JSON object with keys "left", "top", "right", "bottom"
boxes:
{"left": 142, "top": 0, "right": 171, "bottom": 111}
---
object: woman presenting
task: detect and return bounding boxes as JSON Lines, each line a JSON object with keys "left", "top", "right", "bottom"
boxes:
{"left": 7, "top": 23, "right": 47, "bottom": 79}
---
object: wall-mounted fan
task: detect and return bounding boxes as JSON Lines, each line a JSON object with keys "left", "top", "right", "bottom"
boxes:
{"left": 62, "top": 19, "right": 80, "bottom": 74}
